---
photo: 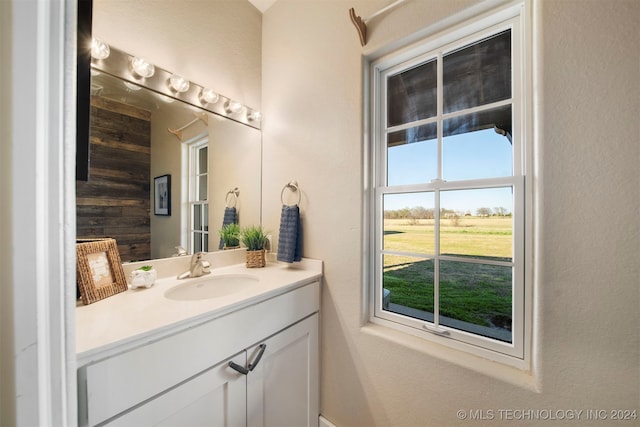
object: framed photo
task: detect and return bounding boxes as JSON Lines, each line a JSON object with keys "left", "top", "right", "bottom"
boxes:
{"left": 76, "top": 238, "right": 128, "bottom": 305}
{"left": 154, "top": 174, "right": 171, "bottom": 216}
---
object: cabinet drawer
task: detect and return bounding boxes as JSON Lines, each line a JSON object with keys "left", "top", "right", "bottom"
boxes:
{"left": 80, "top": 280, "right": 319, "bottom": 426}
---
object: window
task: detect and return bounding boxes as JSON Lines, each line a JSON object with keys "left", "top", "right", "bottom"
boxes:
{"left": 189, "top": 139, "right": 209, "bottom": 253}
{"left": 368, "top": 9, "right": 530, "bottom": 362}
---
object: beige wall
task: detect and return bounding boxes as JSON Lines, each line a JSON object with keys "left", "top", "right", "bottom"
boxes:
{"left": 262, "top": 0, "right": 639, "bottom": 426}
{"left": 208, "top": 115, "right": 263, "bottom": 243}
{"left": 93, "top": 0, "right": 262, "bottom": 113}
{"left": 149, "top": 106, "right": 194, "bottom": 259}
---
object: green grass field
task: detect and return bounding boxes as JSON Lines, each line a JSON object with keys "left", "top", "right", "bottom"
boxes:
{"left": 382, "top": 217, "right": 513, "bottom": 332}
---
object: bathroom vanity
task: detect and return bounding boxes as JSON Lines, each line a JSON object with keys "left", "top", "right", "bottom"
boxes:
{"left": 76, "top": 256, "right": 322, "bottom": 427}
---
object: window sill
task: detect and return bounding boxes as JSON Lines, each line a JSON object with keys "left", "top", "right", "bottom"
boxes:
{"left": 360, "top": 321, "right": 539, "bottom": 392}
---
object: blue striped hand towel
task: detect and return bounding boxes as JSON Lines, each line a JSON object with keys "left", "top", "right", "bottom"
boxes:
{"left": 277, "top": 205, "right": 302, "bottom": 263}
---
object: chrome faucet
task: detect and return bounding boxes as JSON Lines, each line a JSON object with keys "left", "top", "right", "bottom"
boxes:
{"left": 177, "top": 252, "right": 211, "bottom": 279}
{"left": 190, "top": 252, "right": 210, "bottom": 277}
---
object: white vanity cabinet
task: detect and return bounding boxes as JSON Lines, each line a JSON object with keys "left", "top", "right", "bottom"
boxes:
{"left": 246, "top": 314, "right": 319, "bottom": 427}
{"left": 105, "top": 352, "right": 248, "bottom": 427}
{"left": 77, "top": 278, "right": 320, "bottom": 427}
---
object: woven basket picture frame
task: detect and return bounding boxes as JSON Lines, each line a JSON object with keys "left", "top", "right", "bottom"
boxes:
{"left": 76, "top": 238, "right": 128, "bottom": 305}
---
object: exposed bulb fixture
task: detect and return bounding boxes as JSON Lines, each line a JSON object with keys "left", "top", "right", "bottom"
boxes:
{"left": 225, "top": 100, "right": 243, "bottom": 114}
{"left": 130, "top": 57, "right": 155, "bottom": 78}
{"left": 91, "top": 38, "right": 110, "bottom": 59}
{"left": 169, "top": 74, "right": 190, "bottom": 93}
{"left": 247, "top": 111, "right": 263, "bottom": 122}
{"left": 200, "top": 88, "right": 220, "bottom": 105}
{"left": 93, "top": 44, "right": 260, "bottom": 128}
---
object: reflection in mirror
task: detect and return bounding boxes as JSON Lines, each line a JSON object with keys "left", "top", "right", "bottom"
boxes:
{"left": 76, "top": 69, "right": 261, "bottom": 262}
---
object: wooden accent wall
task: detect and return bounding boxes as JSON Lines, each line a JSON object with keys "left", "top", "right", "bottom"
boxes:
{"left": 76, "top": 97, "right": 152, "bottom": 262}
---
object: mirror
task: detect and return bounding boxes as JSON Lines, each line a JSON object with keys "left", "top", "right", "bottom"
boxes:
{"left": 76, "top": 67, "right": 262, "bottom": 262}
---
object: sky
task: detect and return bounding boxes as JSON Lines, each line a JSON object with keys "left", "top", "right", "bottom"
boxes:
{"left": 385, "top": 128, "right": 514, "bottom": 214}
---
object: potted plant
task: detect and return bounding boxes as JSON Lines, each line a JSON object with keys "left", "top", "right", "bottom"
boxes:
{"left": 219, "top": 223, "right": 241, "bottom": 249}
{"left": 130, "top": 265, "right": 157, "bottom": 289}
{"left": 240, "top": 225, "right": 268, "bottom": 268}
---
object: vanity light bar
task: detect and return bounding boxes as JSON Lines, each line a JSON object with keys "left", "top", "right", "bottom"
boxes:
{"left": 90, "top": 43, "right": 261, "bottom": 130}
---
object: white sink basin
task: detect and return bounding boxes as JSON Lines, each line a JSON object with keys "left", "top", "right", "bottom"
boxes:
{"left": 164, "top": 274, "right": 259, "bottom": 301}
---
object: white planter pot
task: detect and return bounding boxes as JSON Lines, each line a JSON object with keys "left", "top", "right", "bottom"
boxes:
{"left": 130, "top": 269, "right": 157, "bottom": 289}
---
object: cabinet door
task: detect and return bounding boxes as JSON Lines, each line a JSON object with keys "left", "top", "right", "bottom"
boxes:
{"left": 247, "top": 314, "right": 319, "bottom": 427}
{"left": 106, "top": 353, "right": 247, "bottom": 427}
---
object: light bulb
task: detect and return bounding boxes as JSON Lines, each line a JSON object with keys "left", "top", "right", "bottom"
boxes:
{"left": 169, "top": 74, "right": 190, "bottom": 93}
{"left": 200, "top": 88, "right": 219, "bottom": 105}
{"left": 248, "top": 111, "right": 262, "bottom": 122}
{"left": 91, "top": 38, "right": 110, "bottom": 59}
{"left": 225, "top": 100, "right": 243, "bottom": 114}
{"left": 131, "top": 57, "right": 155, "bottom": 78}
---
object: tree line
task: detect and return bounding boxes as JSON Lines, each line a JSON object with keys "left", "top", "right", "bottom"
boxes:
{"left": 384, "top": 206, "right": 511, "bottom": 219}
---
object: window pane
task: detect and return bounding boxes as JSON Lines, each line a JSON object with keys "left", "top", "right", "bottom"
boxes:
{"left": 387, "top": 59, "right": 437, "bottom": 127}
{"left": 387, "top": 123, "right": 437, "bottom": 186}
{"left": 198, "top": 147, "right": 208, "bottom": 174}
{"left": 443, "top": 106, "right": 512, "bottom": 181}
{"left": 439, "top": 260, "right": 512, "bottom": 343}
{"left": 203, "top": 233, "right": 209, "bottom": 252}
{"left": 203, "top": 204, "right": 209, "bottom": 232}
{"left": 383, "top": 254, "right": 434, "bottom": 321}
{"left": 193, "top": 205, "right": 202, "bottom": 231}
{"left": 198, "top": 175, "right": 208, "bottom": 201}
{"left": 383, "top": 193, "right": 435, "bottom": 254}
{"left": 443, "top": 30, "right": 511, "bottom": 113}
{"left": 439, "top": 188, "right": 513, "bottom": 260}
{"left": 194, "top": 233, "right": 202, "bottom": 252}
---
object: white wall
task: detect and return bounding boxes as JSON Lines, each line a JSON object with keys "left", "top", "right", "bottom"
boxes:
{"left": 262, "top": 0, "right": 639, "bottom": 425}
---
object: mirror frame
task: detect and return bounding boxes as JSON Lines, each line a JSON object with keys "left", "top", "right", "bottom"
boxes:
{"left": 76, "top": 0, "right": 92, "bottom": 181}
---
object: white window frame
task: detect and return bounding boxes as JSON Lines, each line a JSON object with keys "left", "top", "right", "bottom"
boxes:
{"left": 187, "top": 137, "right": 209, "bottom": 253}
{"left": 366, "top": 3, "right": 533, "bottom": 368}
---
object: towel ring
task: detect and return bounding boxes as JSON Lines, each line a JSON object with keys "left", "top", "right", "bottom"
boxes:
{"left": 225, "top": 188, "right": 239, "bottom": 208}
{"left": 281, "top": 181, "right": 301, "bottom": 206}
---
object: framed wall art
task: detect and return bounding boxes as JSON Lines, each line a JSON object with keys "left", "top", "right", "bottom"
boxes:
{"left": 76, "top": 238, "right": 128, "bottom": 305}
{"left": 154, "top": 174, "right": 171, "bottom": 216}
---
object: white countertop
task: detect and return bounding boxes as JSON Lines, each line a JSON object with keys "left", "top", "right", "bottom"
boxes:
{"left": 76, "top": 258, "right": 322, "bottom": 365}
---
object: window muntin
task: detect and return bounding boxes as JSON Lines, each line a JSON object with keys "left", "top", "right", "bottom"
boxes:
{"left": 371, "top": 18, "right": 526, "bottom": 360}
